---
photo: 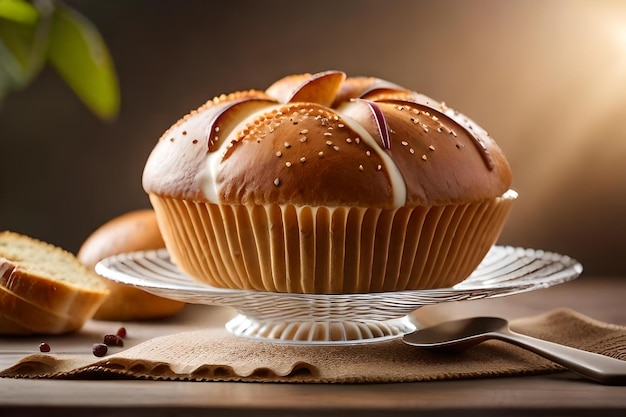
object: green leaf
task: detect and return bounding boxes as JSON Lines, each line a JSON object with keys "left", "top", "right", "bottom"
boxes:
{"left": 0, "top": 0, "right": 38, "bottom": 24}
{"left": 47, "top": 4, "right": 119, "bottom": 121}
{"left": 0, "top": 13, "right": 47, "bottom": 95}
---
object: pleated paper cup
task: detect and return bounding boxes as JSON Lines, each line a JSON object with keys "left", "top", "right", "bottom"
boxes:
{"left": 149, "top": 190, "right": 516, "bottom": 294}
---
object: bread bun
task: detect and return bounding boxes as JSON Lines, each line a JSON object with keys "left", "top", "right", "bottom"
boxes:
{"left": 0, "top": 231, "right": 110, "bottom": 335}
{"left": 77, "top": 209, "right": 185, "bottom": 321}
{"left": 142, "top": 71, "right": 516, "bottom": 293}
{"left": 143, "top": 71, "right": 511, "bottom": 207}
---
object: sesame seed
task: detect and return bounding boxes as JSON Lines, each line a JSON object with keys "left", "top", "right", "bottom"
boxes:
{"left": 365, "top": 150, "right": 371, "bottom": 156}
{"left": 338, "top": 123, "right": 345, "bottom": 128}
{"left": 450, "top": 130, "right": 457, "bottom": 137}
{"left": 300, "top": 157, "right": 306, "bottom": 163}
{"left": 300, "top": 129, "right": 309, "bottom": 134}
{"left": 284, "top": 142, "right": 291, "bottom": 148}
{"left": 324, "top": 132, "right": 332, "bottom": 137}
{"left": 274, "top": 178, "right": 281, "bottom": 186}
{"left": 326, "top": 140, "right": 333, "bottom": 146}
{"left": 401, "top": 141, "right": 409, "bottom": 146}
{"left": 358, "top": 165, "right": 364, "bottom": 171}
{"left": 421, "top": 154, "right": 428, "bottom": 161}
{"left": 300, "top": 136, "right": 307, "bottom": 143}
{"left": 285, "top": 161, "right": 292, "bottom": 167}
{"left": 376, "top": 164, "right": 382, "bottom": 171}
{"left": 429, "top": 145, "right": 435, "bottom": 151}
{"left": 214, "top": 127, "right": 220, "bottom": 132}
{"left": 409, "top": 148, "right": 415, "bottom": 154}
{"left": 346, "top": 138, "right": 352, "bottom": 143}
{"left": 276, "top": 151, "right": 282, "bottom": 157}
{"left": 355, "top": 137, "right": 361, "bottom": 144}
{"left": 333, "top": 146, "right": 340, "bottom": 151}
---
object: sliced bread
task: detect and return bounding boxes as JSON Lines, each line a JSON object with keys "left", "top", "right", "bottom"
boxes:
{"left": 0, "top": 231, "right": 110, "bottom": 335}
{"left": 0, "top": 286, "right": 84, "bottom": 334}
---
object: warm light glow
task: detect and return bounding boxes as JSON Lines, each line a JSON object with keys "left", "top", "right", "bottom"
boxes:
{"left": 498, "top": 2, "right": 626, "bottom": 250}
{"left": 619, "top": 26, "right": 626, "bottom": 49}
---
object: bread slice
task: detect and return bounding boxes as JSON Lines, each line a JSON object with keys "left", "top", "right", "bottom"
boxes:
{"left": 0, "top": 231, "right": 110, "bottom": 334}
{"left": 0, "top": 286, "right": 84, "bottom": 334}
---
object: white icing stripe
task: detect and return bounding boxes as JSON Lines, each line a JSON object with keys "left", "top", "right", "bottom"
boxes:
{"left": 197, "top": 104, "right": 283, "bottom": 204}
{"left": 337, "top": 104, "right": 407, "bottom": 207}
{"left": 193, "top": 110, "right": 222, "bottom": 203}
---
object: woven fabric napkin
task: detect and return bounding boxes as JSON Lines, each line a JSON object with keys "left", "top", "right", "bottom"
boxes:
{"left": 1, "top": 308, "right": 625, "bottom": 383}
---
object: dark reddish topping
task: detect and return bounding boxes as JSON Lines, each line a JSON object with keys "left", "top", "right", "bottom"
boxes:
{"left": 39, "top": 342, "right": 50, "bottom": 353}
{"left": 92, "top": 343, "right": 108, "bottom": 357}
{"left": 357, "top": 99, "right": 391, "bottom": 150}
{"left": 116, "top": 327, "right": 127, "bottom": 338}
{"left": 104, "top": 334, "right": 124, "bottom": 347}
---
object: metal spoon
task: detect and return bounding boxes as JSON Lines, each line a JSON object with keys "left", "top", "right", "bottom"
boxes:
{"left": 402, "top": 316, "right": 626, "bottom": 385}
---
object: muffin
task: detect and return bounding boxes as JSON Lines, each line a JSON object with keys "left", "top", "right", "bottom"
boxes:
{"left": 142, "top": 70, "right": 515, "bottom": 294}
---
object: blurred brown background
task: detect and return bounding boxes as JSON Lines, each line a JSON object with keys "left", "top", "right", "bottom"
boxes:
{"left": 1, "top": 0, "right": 626, "bottom": 276}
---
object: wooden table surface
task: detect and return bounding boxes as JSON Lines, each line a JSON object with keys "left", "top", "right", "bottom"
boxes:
{"left": 1, "top": 275, "right": 626, "bottom": 417}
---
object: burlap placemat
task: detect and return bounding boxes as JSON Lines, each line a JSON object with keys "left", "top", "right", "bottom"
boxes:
{"left": 1, "top": 308, "right": 625, "bottom": 383}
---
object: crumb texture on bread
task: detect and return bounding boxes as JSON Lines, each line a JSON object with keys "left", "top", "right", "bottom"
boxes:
{"left": 0, "top": 231, "right": 109, "bottom": 335}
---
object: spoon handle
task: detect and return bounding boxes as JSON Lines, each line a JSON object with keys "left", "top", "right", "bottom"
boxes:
{"left": 495, "top": 329, "right": 626, "bottom": 385}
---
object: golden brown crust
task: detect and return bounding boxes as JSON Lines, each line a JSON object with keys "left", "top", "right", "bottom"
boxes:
{"left": 77, "top": 209, "right": 186, "bottom": 321}
{"left": 142, "top": 71, "right": 512, "bottom": 207}
{"left": 0, "top": 231, "right": 109, "bottom": 335}
{"left": 217, "top": 102, "right": 395, "bottom": 206}
{"left": 0, "top": 285, "right": 87, "bottom": 335}
{"left": 0, "top": 258, "right": 107, "bottom": 318}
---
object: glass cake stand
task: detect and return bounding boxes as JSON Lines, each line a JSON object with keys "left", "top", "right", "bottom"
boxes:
{"left": 95, "top": 245, "right": 582, "bottom": 345}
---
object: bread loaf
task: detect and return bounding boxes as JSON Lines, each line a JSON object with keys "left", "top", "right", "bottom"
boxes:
{"left": 0, "top": 231, "right": 110, "bottom": 335}
{"left": 77, "top": 209, "right": 186, "bottom": 321}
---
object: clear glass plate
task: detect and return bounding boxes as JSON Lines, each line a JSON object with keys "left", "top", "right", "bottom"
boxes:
{"left": 95, "top": 245, "right": 582, "bottom": 345}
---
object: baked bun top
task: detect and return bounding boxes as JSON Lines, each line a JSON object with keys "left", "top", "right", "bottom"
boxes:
{"left": 143, "top": 71, "right": 512, "bottom": 208}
